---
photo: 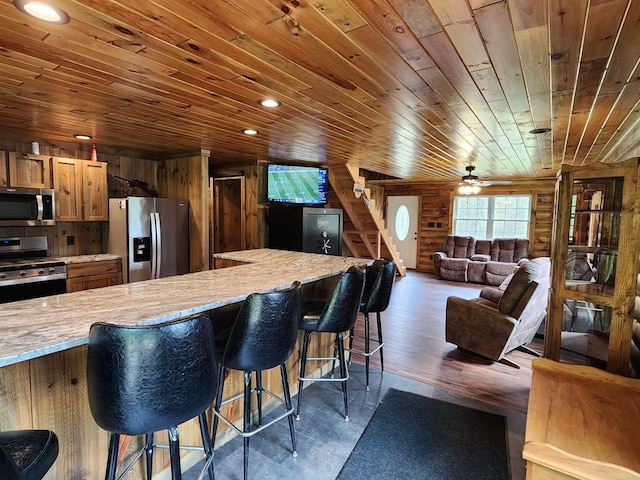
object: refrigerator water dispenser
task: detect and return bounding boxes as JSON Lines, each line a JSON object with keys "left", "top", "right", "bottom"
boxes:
{"left": 133, "top": 237, "right": 151, "bottom": 262}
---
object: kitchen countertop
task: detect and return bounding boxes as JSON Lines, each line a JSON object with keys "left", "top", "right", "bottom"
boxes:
{"left": 58, "top": 253, "right": 121, "bottom": 264}
{"left": 0, "top": 249, "right": 368, "bottom": 367}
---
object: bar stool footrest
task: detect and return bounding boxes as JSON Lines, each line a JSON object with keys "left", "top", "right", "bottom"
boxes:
{"left": 213, "top": 388, "right": 294, "bottom": 438}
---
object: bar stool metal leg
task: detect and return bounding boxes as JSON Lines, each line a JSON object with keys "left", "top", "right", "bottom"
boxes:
{"left": 256, "top": 370, "right": 263, "bottom": 425}
{"left": 364, "top": 313, "right": 371, "bottom": 390}
{"left": 296, "top": 331, "right": 311, "bottom": 420}
{"left": 280, "top": 363, "right": 297, "bottom": 456}
{"left": 376, "top": 312, "right": 384, "bottom": 373}
{"left": 337, "top": 332, "right": 349, "bottom": 421}
{"left": 197, "top": 413, "right": 216, "bottom": 480}
{"left": 243, "top": 371, "right": 251, "bottom": 480}
{"left": 105, "top": 433, "right": 120, "bottom": 480}
{"left": 168, "top": 426, "right": 181, "bottom": 480}
{"left": 145, "top": 433, "right": 153, "bottom": 480}
{"left": 211, "top": 366, "right": 226, "bottom": 443}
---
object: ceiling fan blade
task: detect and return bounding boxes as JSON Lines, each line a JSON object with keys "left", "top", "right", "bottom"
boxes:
{"left": 478, "top": 180, "right": 512, "bottom": 186}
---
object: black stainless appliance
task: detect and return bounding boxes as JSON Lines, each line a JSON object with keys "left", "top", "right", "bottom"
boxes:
{"left": 0, "top": 186, "right": 55, "bottom": 226}
{"left": 269, "top": 206, "right": 343, "bottom": 256}
{"left": 0, "top": 236, "right": 67, "bottom": 303}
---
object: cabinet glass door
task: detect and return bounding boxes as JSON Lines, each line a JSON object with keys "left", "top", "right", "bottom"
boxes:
{"left": 560, "top": 176, "right": 622, "bottom": 367}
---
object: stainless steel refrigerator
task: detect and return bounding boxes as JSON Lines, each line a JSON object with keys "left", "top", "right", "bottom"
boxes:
{"left": 108, "top": 197, "right": 189, "bottom": 283}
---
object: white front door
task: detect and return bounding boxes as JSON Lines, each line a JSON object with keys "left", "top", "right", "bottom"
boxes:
{"left": 387, "top": 196, "right": 419, "bottom": 269}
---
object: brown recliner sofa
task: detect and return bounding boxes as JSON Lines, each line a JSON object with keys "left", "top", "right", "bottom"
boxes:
{"left": 433, "top": 235, "right": 529, "bottom": 286}
{"left": 445, "top": 257, "right": 550, "bottom": 368}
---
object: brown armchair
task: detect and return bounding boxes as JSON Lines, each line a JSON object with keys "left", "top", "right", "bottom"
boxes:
{"left": 445, "top": 257, "right": 550, "bottom": 368}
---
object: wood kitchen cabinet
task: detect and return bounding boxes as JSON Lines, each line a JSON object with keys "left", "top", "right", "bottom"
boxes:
{"left": 65, "top": 259, "right": 122, "bottom": 292}
{"left": 52, "top": 157, "right": 108, "bottom": 221}
{"left": 1, "top": 151, "right": 52, "bottom": 188}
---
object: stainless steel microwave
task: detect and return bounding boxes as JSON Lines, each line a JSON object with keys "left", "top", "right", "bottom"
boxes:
{"left": 0, "top": 186, "right": 55, "bottom": 226}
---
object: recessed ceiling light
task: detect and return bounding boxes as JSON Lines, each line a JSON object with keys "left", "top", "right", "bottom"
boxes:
{"left": 529, "top": 128, "right": 552, "bottom": 134}
{"left": 258, "top": 99, "right": 281, "bottom": 108}
{"left": 243, "top": 129, "right": 259, "bottom": 135}
{"left": 13, "top": 0, "right": 70, "bottom": 24}
{"left": 74, "top": 134, "right": 92, "bottom": 140}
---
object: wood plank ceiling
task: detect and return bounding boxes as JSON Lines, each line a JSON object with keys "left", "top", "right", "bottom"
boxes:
{"left": 1, "top": 0, "right": 639, "bottom": 182}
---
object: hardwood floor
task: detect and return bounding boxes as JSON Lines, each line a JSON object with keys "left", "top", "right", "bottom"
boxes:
{"left": 350, "top": 270, "right": 541, "bottom": 414}
{"left": 184, "top": 270, "right": 533, "bottom": 479}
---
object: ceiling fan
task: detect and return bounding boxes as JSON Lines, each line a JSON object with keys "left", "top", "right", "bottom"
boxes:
{"left": 458, "top": 165, "right": 511, "bottom": 194}
{"left": 460, "top": 165, "right": 512, "bottom": 187}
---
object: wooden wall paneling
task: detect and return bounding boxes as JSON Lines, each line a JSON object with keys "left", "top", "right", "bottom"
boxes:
{"left": 384, "top": 182, "right": 555, "bottom": 272}
{"left": 0, "top": 362, "right": 33, "bottom": 431}
{"left": 157, "top": 151, "right": 210, "bottom": 272}
{"left": 78, "top": 221, "right": 107, "bottom": 255}
{"left": 29, "top": 345, "right": 104, "bottom": 479}
{"left": 50, "top": 222, "right": 102, "bottom": 256}
{"left": 0, "top": 150, "right": 7, "bottom": 186}
{"left": 104, "top": 153, "right": 158, "bottom": 198}
{"left": 533, "top": 186, "right": 555, "bottom": 257}
{"left": 242, "top": 165, "right": 263, "bottom": 250}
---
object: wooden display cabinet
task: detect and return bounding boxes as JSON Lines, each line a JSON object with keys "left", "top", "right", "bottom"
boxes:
{"left": 545, "top": 158, "right": 640, "bottom": 375}
{"left": 52, "top": 157, "right": 108, "bottom": 221}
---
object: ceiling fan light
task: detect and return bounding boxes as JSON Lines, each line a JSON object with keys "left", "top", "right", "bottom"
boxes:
{"left": 458, "top": 184, "right": 481, "bottom": 195}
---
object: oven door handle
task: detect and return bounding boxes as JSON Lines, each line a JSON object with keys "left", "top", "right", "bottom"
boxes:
{"left": 0, "top": 272, "right": 67, "bottom": 287}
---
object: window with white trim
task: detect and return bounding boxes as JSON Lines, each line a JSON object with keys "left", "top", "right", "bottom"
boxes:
{"left": 453, "top": 195, "right": 531, "bottom": 240}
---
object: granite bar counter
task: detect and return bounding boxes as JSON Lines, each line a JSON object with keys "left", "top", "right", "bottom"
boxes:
{"left": 0, "top": 249, "right": 369, "bottom": 479}
{"left": 0, "top": 249, "right": 366, "bottom": 367}
{"left": 57, "top": 253, "right": 122, "bottom": 264}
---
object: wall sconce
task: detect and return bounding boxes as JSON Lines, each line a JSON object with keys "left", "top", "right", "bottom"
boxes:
{"left": 353, "top": 182, "right": 364, "bottom": 198}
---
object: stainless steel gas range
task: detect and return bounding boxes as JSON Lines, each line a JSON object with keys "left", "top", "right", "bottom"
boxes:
{"left": 0, "top": 236, "right": 67, "bottom": 303}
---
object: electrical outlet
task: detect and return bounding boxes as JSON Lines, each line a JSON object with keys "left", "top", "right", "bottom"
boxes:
{"left": 66, "top": 235, "right": 74, "bottom": 246}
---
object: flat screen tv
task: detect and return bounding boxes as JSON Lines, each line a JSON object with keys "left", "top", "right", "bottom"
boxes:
{"left": 267, "top": 164, "right": 328, "bottom": 205}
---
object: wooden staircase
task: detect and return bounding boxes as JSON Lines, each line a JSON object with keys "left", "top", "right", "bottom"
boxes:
{"left": 327, "top": 164, "right": 406, "bottom": 276}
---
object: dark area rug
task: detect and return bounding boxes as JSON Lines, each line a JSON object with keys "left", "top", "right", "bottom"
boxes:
{"left": 336, "top": 388, "right": 511, "bottom": 480}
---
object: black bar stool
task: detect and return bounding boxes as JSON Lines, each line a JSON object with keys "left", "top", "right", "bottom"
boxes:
{"left": 0, "top": 429, "right": 58, "bottom": 480}
{"left": 349, "top": 259, "right": 396, "bottom": 389}
{"left": 87, "top": 315, "right": 218, "bottom": 480}
{"left": 296, "top": 266, "right": 365, "bottom": 421}
{"left": 212, "top": 282, "right": 301, "bottom": 480}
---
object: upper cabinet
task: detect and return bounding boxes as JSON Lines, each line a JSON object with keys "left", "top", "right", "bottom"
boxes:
{"left": 52, "top": 157, "right": 108, "bottom": 221}
{"left": 545, "top": 158, "right": 640, "bottom": 375}
{"left": 1, "top": 152, "right": 52, "bottom": 188}
{"left": 82, "top": 160, "right": 108, "bottom": 221}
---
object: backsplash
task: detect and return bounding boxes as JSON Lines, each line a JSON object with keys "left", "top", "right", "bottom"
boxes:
{"left": 0, "top": 222, "right": 105, "bottom": 257}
